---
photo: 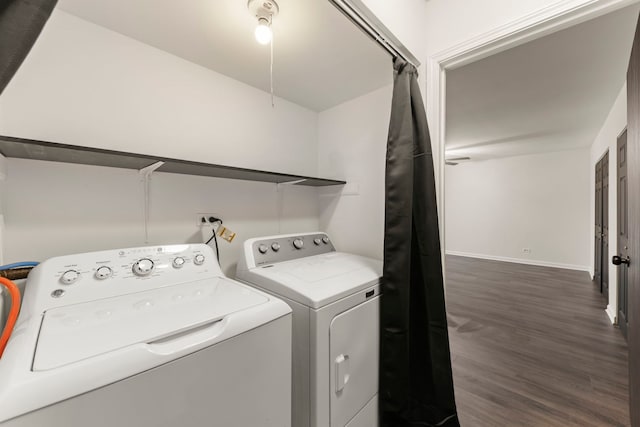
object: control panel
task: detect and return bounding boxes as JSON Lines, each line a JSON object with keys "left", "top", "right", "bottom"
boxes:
{"left": 25, "top": 244, "right": 220, "bottom": 311}
{"left": 250, "top": 233, "right": 335, "bottom": 266}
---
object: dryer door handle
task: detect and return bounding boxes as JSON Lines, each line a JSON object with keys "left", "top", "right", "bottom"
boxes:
{"left": 335, "top": 354, "right": 350, "bottom": 393}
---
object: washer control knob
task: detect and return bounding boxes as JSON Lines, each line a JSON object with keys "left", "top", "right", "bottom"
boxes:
{"left": 132, "top": 258, "right": 154, "bottom": 276}
{"left": 95, "top": 266, "right": 113, "bottom": 280}
{"left": 313, "top": 238, "right": 321, "bottom": 246}
{"left": 271, "top": 242, "right": 281, "bottom": 252}
{"left": 258, "top": 244, "right": 269, "bottom": 254}
{"left": 293, "top": 238, "right": 304, "bottom": 250}
{"left": 194, "top": 254, "right": 206, "bottom": 265}
{"left": 172, "top": 257, "right": 186, "bottom": 269}
{"left": 60, "top": 270, "right": 80, "bottom": 285}
{"left": 322, "top": 236, "right": 330, "bottom": 244}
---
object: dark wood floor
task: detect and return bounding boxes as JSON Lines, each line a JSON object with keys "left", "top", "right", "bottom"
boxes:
{"left": 446, "top": 256, "right": 629, "bottom": 427}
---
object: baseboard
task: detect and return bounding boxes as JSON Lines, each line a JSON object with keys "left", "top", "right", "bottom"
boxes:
{"left": 606, "top": 305, "right": 617, "bottom": 325}
{"left": 445, "top": 250, "right": 590, "bottom": 272}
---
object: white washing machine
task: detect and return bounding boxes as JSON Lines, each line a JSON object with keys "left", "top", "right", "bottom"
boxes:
{"left": 0, "top": 244, "right": 292, "bottom": 427}
{"left": 236, "top": 232, "right": 382, "bottom": 427}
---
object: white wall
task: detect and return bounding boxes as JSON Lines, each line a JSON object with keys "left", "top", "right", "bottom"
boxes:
{"left": 2, "top": 158, "right": 319, "bottom": 276}
{"left": 318, "top": 85, "right": 392, "bottom": 261}
{"left": 1, "top": 1, "right": 624, "bottom": 268}
{"left": 315, "top": 0, "right": 434, "bottom": 262}
{"left": 316, "top": 0, "right": 579, "bottom": 263}
{"left": 0, "top": 10, "right": 322, "bottom": 274}
{"left": 0, "top": 10, "right": 318, "bottom": 176}
{"left": 423, "top": 0, "right": 576, "bottom": 57}
{"left": 590, "top": 83, "right": 627, "bottom": 322}
{"left": 319, "top": 0, "right": 594, "bottom": 264}
{"left": 445, "top": 148, "right": 591, "bottom": 270}
{"left": 422, "top": 0, "right": 585, "bottom": 190}
{"left": 421, "top": 0, "right": 639, "bottom": 256}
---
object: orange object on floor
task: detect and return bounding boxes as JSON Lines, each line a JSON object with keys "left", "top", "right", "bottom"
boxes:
{"left": 0, "top": 277, "right": 21, "bottom": 358}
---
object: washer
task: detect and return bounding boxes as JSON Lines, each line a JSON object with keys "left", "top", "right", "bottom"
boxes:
{"left": 236, "top": 232, "right": 382, "bottom": 427}
{"left": 0, "top": 244, "right": 292, "bottom": 427}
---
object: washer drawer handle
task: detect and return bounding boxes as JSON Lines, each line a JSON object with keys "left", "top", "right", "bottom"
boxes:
{"left": 147, "top": 318, "right": 226, "bottom": 355}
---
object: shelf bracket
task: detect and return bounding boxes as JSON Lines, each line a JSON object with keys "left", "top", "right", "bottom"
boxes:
{"left": 276, "top": 179, "right": 306, "bottom": 192}
{"left": 139, "top": 161, "right": 165, "bottom": 178}
{"left": 140, "top": 161, "right": 165, "bottom": 244}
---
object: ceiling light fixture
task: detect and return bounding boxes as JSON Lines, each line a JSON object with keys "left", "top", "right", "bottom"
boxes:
{"left": 248, "top": 0, "right": 280, "bottom": 107}
{"left": 248, "top": 0, "right": 279, "bottom": 45}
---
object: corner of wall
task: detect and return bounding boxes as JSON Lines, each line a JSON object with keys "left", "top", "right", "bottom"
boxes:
{"left": 606, "top": 304, "right": 617, "bottom": 325}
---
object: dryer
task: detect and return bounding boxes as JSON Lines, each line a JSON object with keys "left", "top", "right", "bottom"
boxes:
{"left": 0, "top": 244, "right": 292, "bottom": 427}
{"left": 236, "top": 232, "right": 382, "bottom": 427}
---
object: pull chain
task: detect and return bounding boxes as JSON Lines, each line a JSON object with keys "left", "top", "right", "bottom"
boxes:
{"left": 270, "top": 20, "right": 275, "bottom": 108}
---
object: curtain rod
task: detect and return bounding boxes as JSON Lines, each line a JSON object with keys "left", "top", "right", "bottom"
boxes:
{"left": 328, "top": 0, "right": 420, "bottom": 68}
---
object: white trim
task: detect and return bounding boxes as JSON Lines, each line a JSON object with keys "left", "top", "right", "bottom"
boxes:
{"left": 606, "top": 304, "right": 617, "bottom": 324}
{"left": 428, "top": 0, "right": 640, "bottom": 273}
{"left": 445, "top": 250, "right": 591, "bottom": 272}
{"left": 431, "top": 0, "right": 639, "bottom": 70}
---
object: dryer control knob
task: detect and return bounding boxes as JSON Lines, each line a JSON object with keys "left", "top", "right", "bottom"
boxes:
{"left": 60, "top": 269, "right": 80, "bottom": 285}
{"left": 132, "top": 258, "right": 154, "bottom": 276}
{"left": 322, "top": 236, "right": 330, "bottom": 244}
{"left": 95, "top": 266, "right": 112, "bottom": 280}
{"left": 194, "top": 254, "right": 206, "bottom": 265}
{"left": 271, "top": 243, "right": 281, "bottom": 252}
{"left": 293, "top": 238, "right": 304, "bottom": 250}
{"left": 313, "top": 238, "right": 321, "bottom": 245}
{"left": 172, "top": 257, "right": 185, "bottom": 268}
{"left": 258, "top": 244, "right": 268, "bottom": 254}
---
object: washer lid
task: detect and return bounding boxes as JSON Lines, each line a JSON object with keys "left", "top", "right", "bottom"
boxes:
{"left": 243, "top": 252, "right": 382, "bottom": 308}
{"left": 33, "top": 278, "right": 267, "bottom": 371}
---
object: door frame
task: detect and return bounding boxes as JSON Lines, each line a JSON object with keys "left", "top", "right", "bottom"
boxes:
{"left": 427, "top": 0, "right": 640, "bottom": 269}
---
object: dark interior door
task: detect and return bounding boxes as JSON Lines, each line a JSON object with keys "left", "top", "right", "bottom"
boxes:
{"left": 617, "top": 130, "right": 629, "bottom": 339}
{"left": 595, "top": 159, "right": 603, "bottom": 289}
{"left": 626, "top": 15, "right": 640, "bottom": 425}
{"left": 603, "top": 152, "right": 609, "bottom": 303}
{"left": 595, "top": 153, "right": 609, "bottom": 302}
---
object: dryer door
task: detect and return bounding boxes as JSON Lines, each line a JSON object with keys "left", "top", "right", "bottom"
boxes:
{"left": 329, "top": 296, "right": 379, "bottom": 426}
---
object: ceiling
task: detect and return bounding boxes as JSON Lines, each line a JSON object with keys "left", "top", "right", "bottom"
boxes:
{"left": 56, "top": 0, "right": 392, "bottom": 112}
{"left": 445, "top": 5, "right": 640, "bottom": 162}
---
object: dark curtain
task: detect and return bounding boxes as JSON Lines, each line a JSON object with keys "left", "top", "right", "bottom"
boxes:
{"left": 380, "top": 57, "right": 459, "bottom": 427}
{"left": 0, "top": 0, "right": 57, "bottom": 95}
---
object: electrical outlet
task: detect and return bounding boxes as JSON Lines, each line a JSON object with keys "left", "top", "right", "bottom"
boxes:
{"left": 522, "top": 248, "right": 531, "bottom": 254}
{"left": 196, "top": 213, "right": 221, "bottom": 227}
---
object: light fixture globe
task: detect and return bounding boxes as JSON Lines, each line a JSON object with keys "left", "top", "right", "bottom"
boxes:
{"left": 254, "top": 17, "right": 272, "bottom": 44}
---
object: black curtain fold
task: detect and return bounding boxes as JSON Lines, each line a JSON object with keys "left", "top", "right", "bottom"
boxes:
{"left": 380, "top": 57, "right": 459, "bottom": 427}
{"left": 0, "top": 0, "right": 57, "bottom": 95}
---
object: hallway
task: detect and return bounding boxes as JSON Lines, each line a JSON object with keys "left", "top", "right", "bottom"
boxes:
{"left": 446, "top": 256, "right": 629, "bottom": 426}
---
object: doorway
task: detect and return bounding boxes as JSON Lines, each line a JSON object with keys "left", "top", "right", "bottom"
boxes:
{"left": 434, "top": 2, "right": 638, "bottom": 426}
{"left": 595, "top": 151, "right": 609, "bottom": 304}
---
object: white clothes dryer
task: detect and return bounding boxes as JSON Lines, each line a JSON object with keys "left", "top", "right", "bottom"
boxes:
{"left": 236, "top": 232, "right": 382, "bottom": 427}
{"left": 0, "top": 244, "right": 292, "bottom": 427}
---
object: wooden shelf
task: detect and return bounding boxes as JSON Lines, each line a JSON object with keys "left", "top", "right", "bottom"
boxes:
{"left": 0, "top": 135, "right": 345, "bottom": 187}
